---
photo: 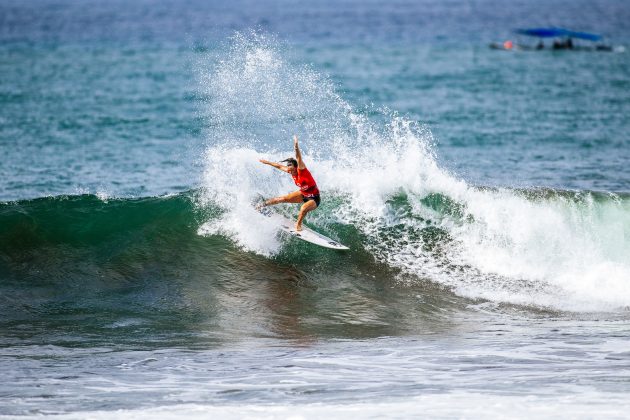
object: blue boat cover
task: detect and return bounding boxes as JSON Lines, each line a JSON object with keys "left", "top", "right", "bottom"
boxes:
{"left": 515, "top": 28, "right": 602, "bottom": 41}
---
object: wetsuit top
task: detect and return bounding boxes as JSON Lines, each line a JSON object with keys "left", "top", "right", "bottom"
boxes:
{"left": 292, "top": 167, "right": 320, "bottom": 197}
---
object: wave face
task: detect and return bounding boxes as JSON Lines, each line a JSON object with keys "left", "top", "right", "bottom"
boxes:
{"left": 196, "top": 33, "right": 630, "bottom": 312}
{"left": 1, "top": 187, "right": 628, "bottom": 328}
{"left": 0, "top": 193, "right": 199, "bottom": 327}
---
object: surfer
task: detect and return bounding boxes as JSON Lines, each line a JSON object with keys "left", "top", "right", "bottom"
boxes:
{"left": 258, "top": 135, "right": 320, "bottom": 231}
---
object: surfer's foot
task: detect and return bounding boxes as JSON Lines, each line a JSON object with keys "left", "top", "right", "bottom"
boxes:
{"left": 295, "top": 224, "right": 303, "bottom": 231}
{"left": 255, "top": 201, "right": 266, "bottom": 210}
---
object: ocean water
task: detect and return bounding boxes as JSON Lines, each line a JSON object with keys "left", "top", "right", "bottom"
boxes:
{"left": 1, "top": 0, "right": 630, "bottom": 418}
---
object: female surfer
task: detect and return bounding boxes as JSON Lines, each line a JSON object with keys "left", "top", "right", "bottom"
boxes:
{"left": 258, "top": 135, "right": 320, "bottom": 231}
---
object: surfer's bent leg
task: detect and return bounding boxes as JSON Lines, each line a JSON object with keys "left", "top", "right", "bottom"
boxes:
{"left": 296, "top": 196, "right": 319, "bottom": 231}
{"left": 264, "top": 190, "right": 303, "bottom": 206}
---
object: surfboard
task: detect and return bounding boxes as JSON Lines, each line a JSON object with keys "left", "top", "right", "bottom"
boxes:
{"left": 256, "top": 205, "right": 349, "bottom": 250}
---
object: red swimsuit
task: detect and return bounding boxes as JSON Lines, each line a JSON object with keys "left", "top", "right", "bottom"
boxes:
{"left": 292, "top": 167, "right": 319, "bottom": 198}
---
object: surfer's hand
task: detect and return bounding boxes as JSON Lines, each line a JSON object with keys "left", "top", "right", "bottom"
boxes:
{"left": 259, "top": 158, "right": 268, "bottom": 164}
{"left": 294, "top": 135, "right": 299, "bottom": 148}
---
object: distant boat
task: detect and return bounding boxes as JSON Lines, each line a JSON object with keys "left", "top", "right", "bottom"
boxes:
{"left": 516, "top": 27, "right": 602, "bottom": 42}
{"left": 490, "top": 27, "right": 615, "bottom": 52}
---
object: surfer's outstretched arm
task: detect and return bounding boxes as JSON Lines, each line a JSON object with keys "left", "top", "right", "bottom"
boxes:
{"left": 294, "top": 135, "right": 306, "bottom": 169}
{"left": 259, "top": 159, "right": 290, "bottom": 173}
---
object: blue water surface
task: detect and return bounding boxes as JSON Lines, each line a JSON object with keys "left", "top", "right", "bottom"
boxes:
{"left": 1, "top": 0, "right": 629, "bottom": 200}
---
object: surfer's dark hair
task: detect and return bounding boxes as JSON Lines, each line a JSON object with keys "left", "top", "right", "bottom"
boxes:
{"left": 282, "top": 158, "right": 298, "bottom": 168}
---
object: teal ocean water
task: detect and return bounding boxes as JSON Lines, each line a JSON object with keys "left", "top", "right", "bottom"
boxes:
{"left": 1, "top": 0, "right": 630, "bottom": 418}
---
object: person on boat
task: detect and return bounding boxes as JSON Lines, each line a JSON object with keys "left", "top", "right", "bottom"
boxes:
{"left": 258, "top": 135, "right": 321, "bottom": 231}
{"left": 553, "top": 38, "right": 574, "bottom": 50}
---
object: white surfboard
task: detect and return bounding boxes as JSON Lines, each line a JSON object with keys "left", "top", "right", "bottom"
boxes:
{"left": 257, "top": 206, "right": 349, "bottom": 250}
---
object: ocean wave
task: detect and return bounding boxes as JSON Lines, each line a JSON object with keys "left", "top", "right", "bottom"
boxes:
{"left": 196, "top": 33, "right": 630, "bottom": 312}
{"left": 1, "top": 184, "right": 629, "bottom": 323}
{"left": 2, "top": 34, "right": 629, "bottom": 318}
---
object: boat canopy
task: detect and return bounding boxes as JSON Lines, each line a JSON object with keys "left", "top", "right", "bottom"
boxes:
{"left": 515, "top": 28, "right": 602, "bottom": 41}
